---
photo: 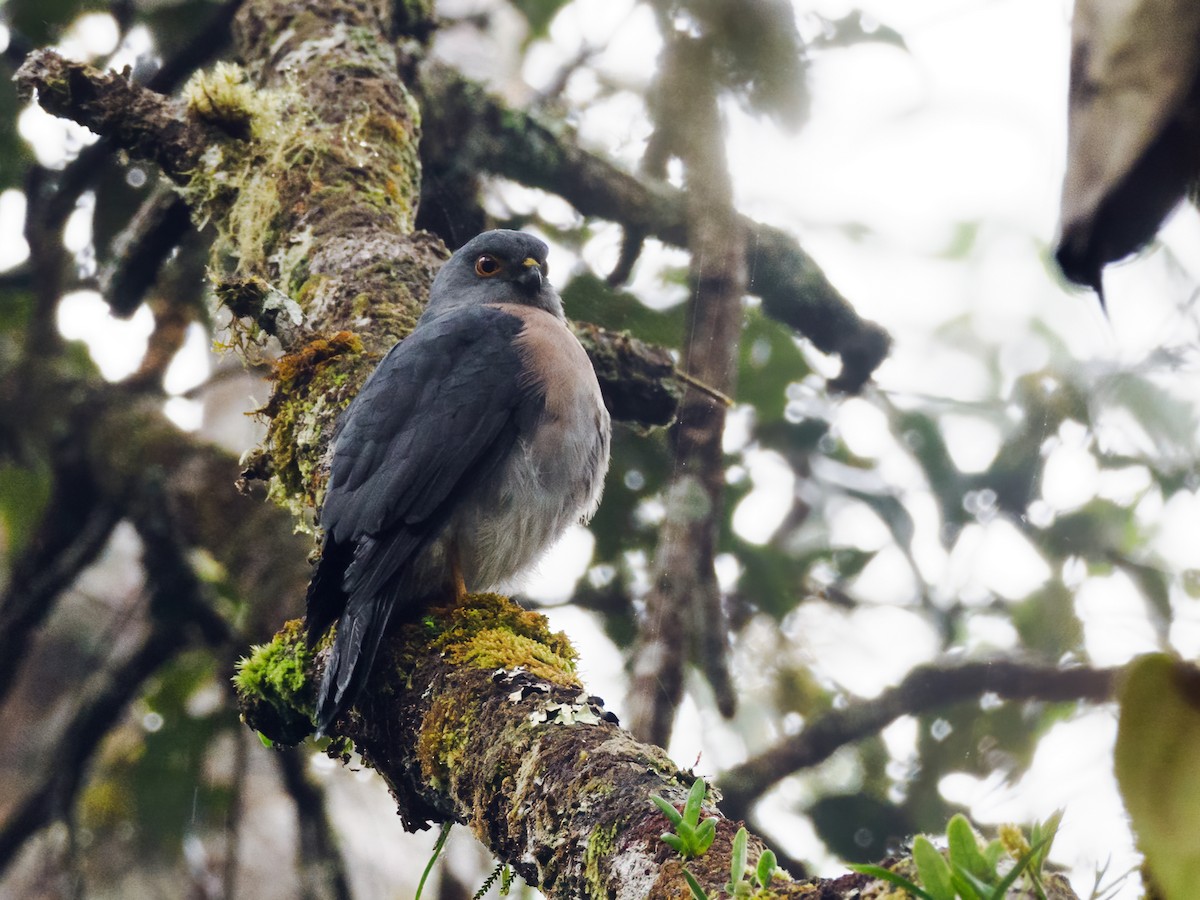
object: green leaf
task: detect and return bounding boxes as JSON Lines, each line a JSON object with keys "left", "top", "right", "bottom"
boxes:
{"left": 913, "top": 836, "right": 956, "bottom": 900}
{"left": 684, "top": 778, "right": 707, "bottom": 827}
{"left": 755, "top": 849, "right": 777, "bottom": 887}
{"left": 652, "top": 794, "right": 684, "bottom": 827}
{"left": 1011, "top": 581, "right": 1083, "bottom": 661}
{"left": 414, "top": 822, "right": 452, "bottom": 900}
{"left": 736, "top": 307, "right": 811, "bottom": 422}
{"left": 847, "top": 864, "right": 933, "bottom": 899}
{"left": 560, "top": 272, "right": 685, "bottom": 347}
{"left": 948, "top": 863, "right": 991, "bottom": 900}
{"left": 662, "top": 834, "right": 685, "bottom": 855}
{"left": 508, "top": 0, "right": 572, "bottom": 41}
{"left": 1029, "top": 810, "right": 1063, "bottom": 872}
{"left": 989, "top": 836, "right": 1051, "bottom": 897}
{"left": 729, "top": 827, "right": 748, "bottom": 886}
{"left": 695, "top": 817, "right": 716, "bottom": 854}
{"left": 1115, "top": 654, "right": 1200, "bottom": 900}
{"left": 946, "top": 814, "right": 993, "bottom": 880}
{"left": 675, "top": 821, "right": 697, "bottom": 847}
{"left": 682, "top": 868, "right": 710, "bottom": 900}
{"left": 982, "top": 839, "right": 1005, "bottom": 871}
{"left": 0, "top": 461, "right": 53, "bottom": 558}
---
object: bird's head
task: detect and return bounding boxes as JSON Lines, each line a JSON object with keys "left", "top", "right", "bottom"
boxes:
{"left": 422, "top": 230, "right": 563, "bottom": 321}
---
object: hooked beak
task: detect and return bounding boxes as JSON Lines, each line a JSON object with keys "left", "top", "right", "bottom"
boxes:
{"left": 516, "top": 257, "right": 543, "bottom": 292}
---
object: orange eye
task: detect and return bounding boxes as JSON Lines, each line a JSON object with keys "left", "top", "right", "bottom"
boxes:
{"left": 475, "top": 255, "right": 502, "bottom": 277}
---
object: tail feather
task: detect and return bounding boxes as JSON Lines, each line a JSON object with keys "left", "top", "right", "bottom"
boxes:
{"left": 313, "top": 588, "right": 397, "bottom": 737}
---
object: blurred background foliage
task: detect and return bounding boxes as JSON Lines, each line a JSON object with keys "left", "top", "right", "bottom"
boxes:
{"left": 0, "top": 0, "right": 1196, "bottom": 898}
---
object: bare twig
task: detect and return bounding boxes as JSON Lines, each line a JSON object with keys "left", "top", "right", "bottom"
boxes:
{"left": 718, "top": 660, "right": 1118, "bottom": 822}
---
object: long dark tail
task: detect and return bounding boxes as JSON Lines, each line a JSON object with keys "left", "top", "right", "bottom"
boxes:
{"left": 306, "top": 529, "right": 436, "bottom": 736}
{"left": 313, "top": 587, "right": 396, "bottom": 737}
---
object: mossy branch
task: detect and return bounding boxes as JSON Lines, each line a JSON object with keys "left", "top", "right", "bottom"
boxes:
{"left": 235, "top": 592, "right": 862, "bottom": 898}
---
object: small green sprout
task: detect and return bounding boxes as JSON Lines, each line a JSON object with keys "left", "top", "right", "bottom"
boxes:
{"left": 414, "top": 822, "right": 451, "bottom": 900}
{"left": 723, "top": 827, "right": 779, "bottom": 896}
{"left": 653, "top": 781, "right": 783, "bottom": 900}
{"left": 651, "top": 777, "right": 717, "bottom": 859}
{"left": 850, "top": 812, "right": 1062, "bottom": 900}
{"left": 471, "top": 862, "right": 514, "bottom": 899}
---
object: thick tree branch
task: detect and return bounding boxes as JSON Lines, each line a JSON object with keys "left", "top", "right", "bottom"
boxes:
{"left": 718, "top": 660, "right": 1119, "bottom": 822}
{"left": 239, "top": 595, "right": 859, "bottom": 899}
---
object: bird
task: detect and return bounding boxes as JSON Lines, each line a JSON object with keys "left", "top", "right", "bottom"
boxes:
{"left": 304, "top": 230, "right": 611, "bottom": 736}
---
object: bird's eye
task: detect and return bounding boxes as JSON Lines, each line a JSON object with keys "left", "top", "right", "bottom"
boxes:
{"left": 475, "top": 255, "right": 502, "bottom": 277}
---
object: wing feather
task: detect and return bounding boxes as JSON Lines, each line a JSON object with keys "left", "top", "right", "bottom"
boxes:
{"left": 305, "top": 306, "right": 535, "bottom": 733}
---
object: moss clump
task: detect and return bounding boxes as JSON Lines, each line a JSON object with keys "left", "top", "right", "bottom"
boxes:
{"left": 427, "top": 593, "right": 579, "bottom": 686}
{"left": 416, "top": 693, "right": 478, "bottom": 786}
{"left": 259, "top": 331, "right": 368, "bottom": 510}
{"left": 184, "top": 62, "right": 272, "bottom": 141}
{"left": 584, "top": 822, "right": 619, "bottom": 897}
{"left": 233, "top": 619, "right": 314, "bottom": 745}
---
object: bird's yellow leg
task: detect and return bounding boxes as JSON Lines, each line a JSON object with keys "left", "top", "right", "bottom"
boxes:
{"left": 448, "top": 544, "right": 468, "bottom": 602}
{"left": 453, "top": 563, "right": 467, "bottom": 602}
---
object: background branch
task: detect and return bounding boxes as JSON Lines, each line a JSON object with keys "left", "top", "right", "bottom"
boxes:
{"left": 718, "top": 660, "right": 1119, "bottom": 822}
{"left": 628, "top": 27, "right": 744, "bottom": 745}
{"left": 413, "top": 59, "right": 890, "bottom": 392}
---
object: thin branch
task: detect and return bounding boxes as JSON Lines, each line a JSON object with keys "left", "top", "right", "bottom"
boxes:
{"left": 0, "top": 475, "right": 121, "bottom": 704}
{"left": 413, "top": 59, "right": 891, "bottom": 392}
{"left": 0, "top": 613, "right": 188, "bottom": 873}
{"left": 717, "top": 660, "right": 1119, "bottom": 822}
{"left": 100, "top": 186, "right": 195, "bottom": 318}
{"left": 15, "top": 50, "right": 212, "bottom": 181}
{"left": 628, "top": 29, "right": 744, "bottom": 745}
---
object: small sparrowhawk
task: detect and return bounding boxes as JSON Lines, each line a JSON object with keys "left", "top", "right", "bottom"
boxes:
{"left": 305, "top": 230, "right": 611, "bottom": 736}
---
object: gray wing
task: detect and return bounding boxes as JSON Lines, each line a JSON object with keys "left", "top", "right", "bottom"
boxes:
{"left": 314, "top": 303, "right": 530, "bottom": 607}
{"left": 305, "top": 305, "right": 532, "bottom": 732}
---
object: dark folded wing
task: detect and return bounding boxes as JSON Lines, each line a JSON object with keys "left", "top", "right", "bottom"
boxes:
{"left": 307, "top": 305, "right": 530, "bottom": 634}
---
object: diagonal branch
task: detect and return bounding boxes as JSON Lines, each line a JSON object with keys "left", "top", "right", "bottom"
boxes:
{"left": 15, "top": 51, "right": 211, "bottom": 179}
{"left": 413, "top": 59, "right": 891, "bottom": 392}
{"left": 717, "top": 660, "right": 1119, "bottom": 822}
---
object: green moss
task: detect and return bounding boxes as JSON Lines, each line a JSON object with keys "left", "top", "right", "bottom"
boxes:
{"left": 427, "top": 593, "right": 579, "bottom": 686}
{"left": 416, "top": 693, "right": 478, "bottom": 786}
{"left": 259, "top": 332, "right": 367, "bottom": 510}
{"left": 233, "top": 620, "right": 315, "bottom": 744}
{"left": 184, "top": 62, "right": 266, "bottom": 140}
{"left": 585, "top": 822, "right": 619, "bottom": 896}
